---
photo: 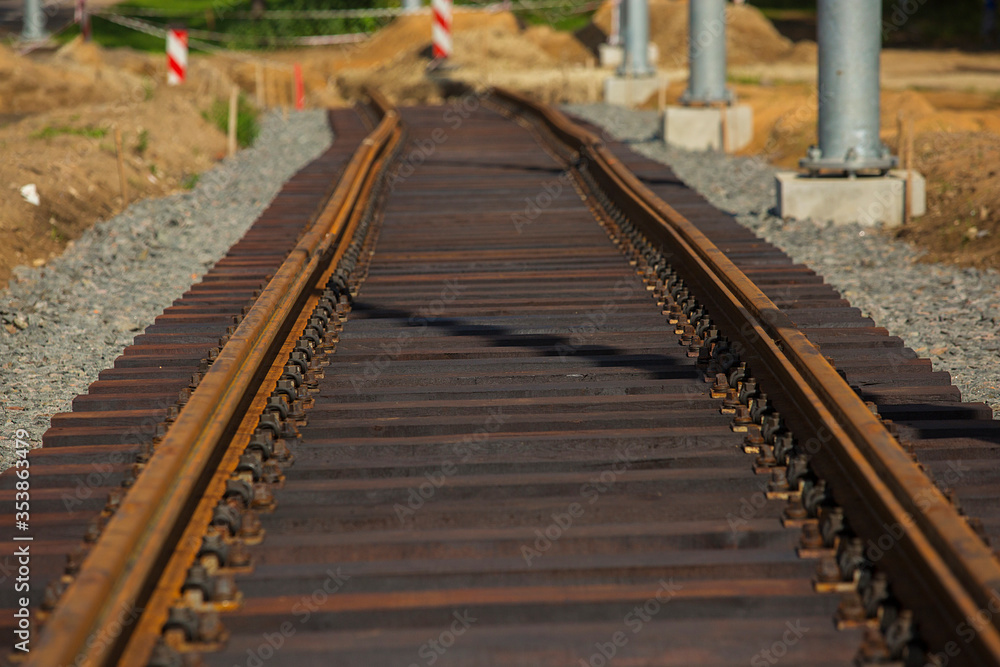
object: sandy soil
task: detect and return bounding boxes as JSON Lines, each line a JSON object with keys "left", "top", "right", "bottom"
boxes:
{"left": 0, "top": 38, "right": 231, "bottom": 287}
{"left": 731, "top": 49, "right": 1000, "bottom": 94}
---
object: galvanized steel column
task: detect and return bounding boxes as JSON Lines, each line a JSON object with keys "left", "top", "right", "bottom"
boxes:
{"left": 800, "top": 0, "right": 895, "bottom": 174}
{"left": 21, "top": 0, "right": 47, "bottom": 41}
{"left": 619, "top": 0, "right": 653, "bottom": 76}
{"left": 681, "top": 0, "right": 732, "bottom": 104}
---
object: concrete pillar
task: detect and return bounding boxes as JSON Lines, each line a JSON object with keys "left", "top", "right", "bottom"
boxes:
{"left": 800, "top": 0, "right": 895, "bottom": 174}
{"left": 778, "top": 1, "right": 922, "bottom": 224}
{"left": 681, "top": 0, "right": 732, "bottom": 105}
{"left": 664, "top": 0, "right": 750, "bottom": 152}
{"left": 618, "top": 0, "right": 653, "bottom": 77}
{"left": 21, "top": 0, "right": 47, "bottom": 41}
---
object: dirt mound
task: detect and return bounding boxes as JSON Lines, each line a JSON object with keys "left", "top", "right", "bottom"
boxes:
{"left": 784, "top": 39, "right": 818, "bottom": 65}
{"left": 0, "top": 43, "right": 18, "bottom": 69}
{"left": 894, "top": 130, "right": 1000, "bottom": 270}
{"left": 0, "top": 86, "right": 227, "bottom": 286}
{"left": 592, "top": 0, "right": 798, "bottom": 67}
{"left": 727, "top": 4, "right": 796, "bottom": 64}
{"left": 451, "top": 24, "right": 556, "bottom": 69}
{"left": 730, "top": 85, "right": 999, "bottom": 167}
{"left": 342, "top": 11, "right": 524, "bottom": 69}
{"left": 334, "top": 11, "right": 598, "bottom": 105}
{"left": 53, "top": 36, "right": 105, "bottom": 68}
{"left": 337, "top": 58, "right": 444, "bottom": 106}
{"left": 0, "top": 38, "right": 247, "bottom": 286}
{"left": 0, "top": 38, "right": 144, "bottom": 114}
{"left": 524, "top": 25, "right": 594, "bottom": 65}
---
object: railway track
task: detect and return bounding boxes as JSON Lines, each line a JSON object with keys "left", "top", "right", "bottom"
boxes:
{"left": 3, "top": 87, "right": 1000, "bottom": 666}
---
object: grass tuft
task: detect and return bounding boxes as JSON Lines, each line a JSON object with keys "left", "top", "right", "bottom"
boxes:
{"left": 203, "top": 93, "right": 259, "bottom": 148}
{"left": 31, "top": 125, "right": 108, "bottom": 140}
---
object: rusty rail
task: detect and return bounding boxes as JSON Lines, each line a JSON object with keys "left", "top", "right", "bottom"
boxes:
{"left": 26, "top": 92, "right": 402, "bottom": 667}
{"left": 491, "top": 86, "right": 1000, "bottom": 664}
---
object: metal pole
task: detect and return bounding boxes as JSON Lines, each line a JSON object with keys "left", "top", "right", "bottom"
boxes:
{"left": 681, "top": 0, "right": 732, "bottom": 105}
{"left": 403, "top": 0, "right": 421, "bottom": 11}
{"left": 800, "top": 0, "right": 895, "bottom": 174}
{"left": 618, "top": 0, "right": 652, "bottom": 77}
{"left": 76, "top": 0, "right": 91, "bottom": 41}
{"left": 609, "top": 0, "right": 621, "bottom": 46}
{"left": 21, "top": 0, "right": 47, "bottom": 41}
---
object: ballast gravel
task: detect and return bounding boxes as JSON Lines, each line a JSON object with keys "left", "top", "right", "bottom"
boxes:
{"left": 564, "top": 103, "right": 1000, "bottom": 418}
{"left": 0, "top": 110, "right": 334, "bottom": 470}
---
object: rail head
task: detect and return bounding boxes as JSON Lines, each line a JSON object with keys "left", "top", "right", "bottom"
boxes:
{"left": 490, "top": 86, "right": 1000, "bottom": 664}
{"left": 27, "top": 100, "right": 403, "bottom": 667}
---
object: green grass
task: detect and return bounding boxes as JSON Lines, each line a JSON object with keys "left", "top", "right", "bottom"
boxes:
{"left": 57, "top": 19, "right": 164, "bottom": 50}
{"left": 758, "top": 8, "right": 816, "bottom": 20}
{"left": 30, "top": 125, "right": 108, "bottom": 140}
{"left": 62, "top": 0, "right": 591, "bottom": 51}
{"left": 182, "top": 173, "right": 201, "bottom": 189}
{"left": 520, "top": 8, "right": 595, "bottom": 33}
{"left": 203, "top": 93, "right": 259, "bottom": 148}
{"left": 728, "top": 73, "right": 762, "bottom": 86}
{"left": 59, "top": 0, "right": 390, "bottom": 51}
{"left": 118, "top": 0, "right": 230, "bottom": 11}
{"left": 135, "top": 129, "right": 150, "bottom": 155}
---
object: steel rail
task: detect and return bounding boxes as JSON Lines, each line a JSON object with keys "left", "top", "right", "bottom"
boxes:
{"left": 27, "top": 91, "right": 402, "bottom": 667}
{"left": 492, "top": 87, "right": 1000, "bottom": 664}
{"left": 113, "top": 93, "right": 402, "bottom": 667}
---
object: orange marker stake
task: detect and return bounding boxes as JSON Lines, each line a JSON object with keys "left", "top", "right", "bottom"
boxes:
{"left": 294, "top": 63, "right": 305, "bottom": 111}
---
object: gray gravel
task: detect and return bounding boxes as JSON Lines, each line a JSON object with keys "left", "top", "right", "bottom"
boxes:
{"left": 564, "top": 103, "right": 1000, "bottom": 418}
{"left": 0, "top": 110, "right": 334, "bottom": 470}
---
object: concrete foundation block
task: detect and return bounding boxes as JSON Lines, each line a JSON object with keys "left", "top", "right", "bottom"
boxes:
{"left": 598, "top": 43, "right": 659, "bottom": 69}
{"left": 775, "top": 169, "right": 927, "bottom": 227}
{"left": 662, "top": 104, "right": 753, "bottom": 153}
{"left": 598, "top": 44, "right": 623, "bottom": 68}
{"left": 604, "top": 75, "right": 662, "bottom": 107}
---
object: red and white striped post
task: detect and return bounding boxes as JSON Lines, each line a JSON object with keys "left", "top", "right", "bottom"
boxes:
{"left": 432, "top": 0, "right": 452, "bottom": 59}
{"left": 167, "top": 28, "right": 188, "bottom": 85}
